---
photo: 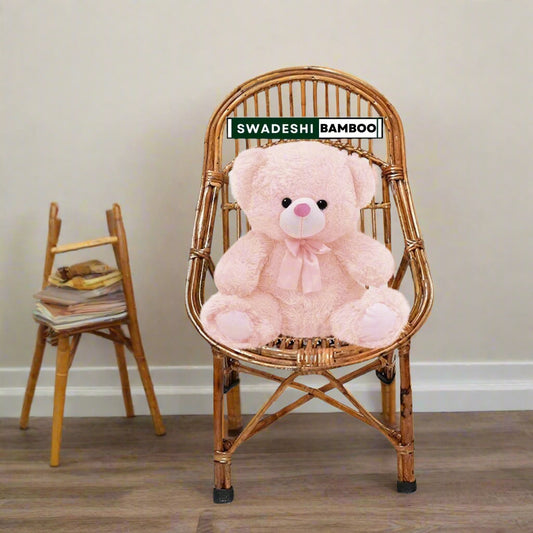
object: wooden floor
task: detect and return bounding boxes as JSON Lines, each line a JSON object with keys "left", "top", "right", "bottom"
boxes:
{"left": 1, "top": 411, "right": 532, "bottom": 532}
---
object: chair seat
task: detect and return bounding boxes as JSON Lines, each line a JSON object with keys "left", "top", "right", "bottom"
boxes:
{"left": 217, "top": 333, "right": 407, "bottom": 370}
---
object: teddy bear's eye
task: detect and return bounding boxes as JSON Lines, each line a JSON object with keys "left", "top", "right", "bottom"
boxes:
{"left": 281, "top": 198, "right": 292, "bottom": 208}
{"left": 317, "top": 199, "right": 328, "bottom": 210}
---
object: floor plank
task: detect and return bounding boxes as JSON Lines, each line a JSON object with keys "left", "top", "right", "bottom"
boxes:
{"left": 1, "top": 412, "right": 532, "bottom": 532}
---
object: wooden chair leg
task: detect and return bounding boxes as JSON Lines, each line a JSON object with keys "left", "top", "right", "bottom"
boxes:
{"left": 381, "top": 379, "right": 396, "bottom": 426}
{"left": 50, "top": 336, "right": 71, "bottom": 467}
{"left": 114, "top": 342, "right": 134, "bottom": 417}
{"left": 20, "top": 324, "right": 47, "bottom": 429}
{"left": 213, "top": 351, "right": 233, "bottom": 503}
{"left": 378, "top": 351, "right": 397, "bottom": 427}
{"left": 129, "top": 328, "right": 165, "bottom": 436}
{"left": 226, "top": 385, "right": 242, "bottom": 433}
{"left": 397, "top": 340, "right": 416, "bottom": 493}
{"left": 226, "top": 364, "right": 243, "bottom": 433}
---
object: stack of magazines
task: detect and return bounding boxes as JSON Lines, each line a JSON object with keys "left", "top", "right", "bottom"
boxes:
{"left": 33, "top": 260, "right": 127, "bottom": 330}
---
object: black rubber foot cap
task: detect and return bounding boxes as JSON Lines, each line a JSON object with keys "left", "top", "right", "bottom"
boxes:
{"left": 213, "top": 486, "right": 234, "bottom": 504}
{"left": 397, "top": 480, "right": 417, "bottom": 493}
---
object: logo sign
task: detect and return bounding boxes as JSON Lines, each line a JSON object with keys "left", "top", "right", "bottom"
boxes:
{"left": 227, "top": 117, "right": 383, "bottom": 140}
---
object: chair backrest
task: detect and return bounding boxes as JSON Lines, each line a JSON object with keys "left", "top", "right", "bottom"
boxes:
{"left": 187, "top": 66, "right": 433, "bottom": 366}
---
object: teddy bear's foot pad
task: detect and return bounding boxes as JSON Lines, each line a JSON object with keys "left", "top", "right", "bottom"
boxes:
{"left": 215, "top": 310, "right": 253, "bottom": 343}
{"left": 213, "top": 486, "right": 234, "bottom": 504}
{"left": 357, "top": 302, "right": 400, "bottom": 346}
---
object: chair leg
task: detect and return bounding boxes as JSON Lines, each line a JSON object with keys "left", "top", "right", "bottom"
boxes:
{"left": 114, "top": 342, "right": 134, "bottom": 417}
{"left": 20, "top": 324, "right": 47, "bottom": 429}
{"left": 50, "top": 336, "right": 71, "bottom": 467}
{"left": 397, "top": 340, "right": 416, "bottom": 493}
{"left": 381, "top": 379, "right": 396, "bottom": 426}
{"left": 213, "top": 351, "right": 233, "bottom": 503}
{"left": 129, "top": 327, "right": 165, "bottom": 435}
{"left": 226, "top": 385, "right": 243, "bottom": 433}
{"left": 377, "top": 351, "right": 397, "bottom": 427}
{"left": 226, "top": 364, "right": 243, "bottom": 434}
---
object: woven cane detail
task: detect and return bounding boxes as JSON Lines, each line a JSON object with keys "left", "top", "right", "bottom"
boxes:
{"left": 382, "top": 165, "right": 405, "bottom": 182}
{"left": 396, "top": 442, "right": 414, "bottom": 455}
{"left": 206, "top": 170, "right": 226, "bottom": 188}
{"left": 297, "top": 346, "right": 335, "bottom": 370}
{"left": 405, "top": 238, "right": 425, "bottom": 253}
{"left": 189, "top": 247, "right": 215, "bottom": 276}
{"left": 214, "top": 451, "right": 231, "bottom": 464}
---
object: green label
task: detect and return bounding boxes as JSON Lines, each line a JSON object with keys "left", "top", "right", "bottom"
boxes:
{"left": 227, "top": 118, "right": 318, "bottom": 139}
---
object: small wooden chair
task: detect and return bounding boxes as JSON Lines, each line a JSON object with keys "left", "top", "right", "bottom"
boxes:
{"left": 20, "top": 203, "right": 166, "bottom": 466}
{"left": 186, "top": 67, "right": 433, "bottom": 502}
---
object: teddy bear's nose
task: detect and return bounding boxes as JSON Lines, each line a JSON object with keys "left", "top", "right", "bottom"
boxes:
{"left": 294, "top": 203, "right": 311, "bottom": 217}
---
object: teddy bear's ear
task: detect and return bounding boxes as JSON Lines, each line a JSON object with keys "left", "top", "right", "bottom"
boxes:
{"left": 345, "top": 153, "right": 378, "bottom": 208}
{"left": 229, "top": 147, "right": 266, "bottom": 211}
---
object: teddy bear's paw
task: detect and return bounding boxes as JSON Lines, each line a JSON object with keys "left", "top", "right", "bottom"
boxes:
{"left": 215, "top": 310, "right": 254, "bottom": 343}
{"left": 200, "top": 292, "right": 282, "bottom": 349}
{"left": 330, "top": 287, "right": 410, "bottom": 349}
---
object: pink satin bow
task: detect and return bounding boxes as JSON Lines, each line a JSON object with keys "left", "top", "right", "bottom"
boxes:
{"left": 277, "top": 238, "right": 331, "bottom": 293}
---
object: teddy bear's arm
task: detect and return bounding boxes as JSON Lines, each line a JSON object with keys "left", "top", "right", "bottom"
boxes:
{"left": 213, "top": 231, "right": 273, "bottom": 296}
{"left": 333, "top": 232, "right": 395, "bottom": 287}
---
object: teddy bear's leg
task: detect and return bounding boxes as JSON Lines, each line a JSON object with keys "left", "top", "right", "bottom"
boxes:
{"left": 200, "top": 292, "right": 281, "bottom": 349}
{"left": 330, "top": 287, "right": 410, "bottom": 348}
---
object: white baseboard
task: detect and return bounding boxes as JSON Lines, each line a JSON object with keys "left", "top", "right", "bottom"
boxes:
{"left": 1, "top": 362, "right": 531, "bottom": 417}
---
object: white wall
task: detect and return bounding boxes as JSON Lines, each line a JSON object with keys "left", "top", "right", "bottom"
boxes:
{"left": 1, "top": 1, "right": 532, "bottom": 413}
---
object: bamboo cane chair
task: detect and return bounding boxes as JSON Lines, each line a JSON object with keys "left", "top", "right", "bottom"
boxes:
{"left": 186, "top": 66, "right": 433, "bottom": 503}
{"left": 20, "top": 203, "right": 166, "bottom": 466}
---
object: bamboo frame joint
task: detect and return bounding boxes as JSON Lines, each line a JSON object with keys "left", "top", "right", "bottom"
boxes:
{"left": 189, "top": 247, "right": 215, "bottom": 276}
{"left": 206, "top": 170, "right": 226, "bottom": 188}
{"left": 222, "top": 438, "right": 234, "bottom": 451}
{"left": 376, "top": 367, "right": 395, "bottom": 385}
{"left": 214, "top": 451, "right": 232, "bottom": 464}
{"left": 382, "top": 165, "right": 405, "bottom": 182}
{"left": 228, "top": 359, "right": 240, "bottom": 372}
{"left": 396, "top": 442, "right": 414, "bottom": 455}
{"left": 405, "top": 238, "right": 425, "bottom": 253}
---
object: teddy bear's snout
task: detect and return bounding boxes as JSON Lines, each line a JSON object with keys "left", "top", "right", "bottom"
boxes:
{"left": 279, "top": 197, "right": 326, "bottom": 239}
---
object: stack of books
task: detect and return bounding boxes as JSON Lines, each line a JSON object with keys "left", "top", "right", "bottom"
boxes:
{"left": 33, "top": 260, "right": 127, "bottom": 331}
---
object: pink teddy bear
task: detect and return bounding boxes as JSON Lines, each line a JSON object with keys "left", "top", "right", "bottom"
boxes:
{"left": 201, "top": 141, "right": 410, "bottom": 350}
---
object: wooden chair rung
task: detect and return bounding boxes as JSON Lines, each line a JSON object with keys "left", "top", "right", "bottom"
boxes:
{"left": 51, "top": 236, "right": 118, "bottom": 254}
